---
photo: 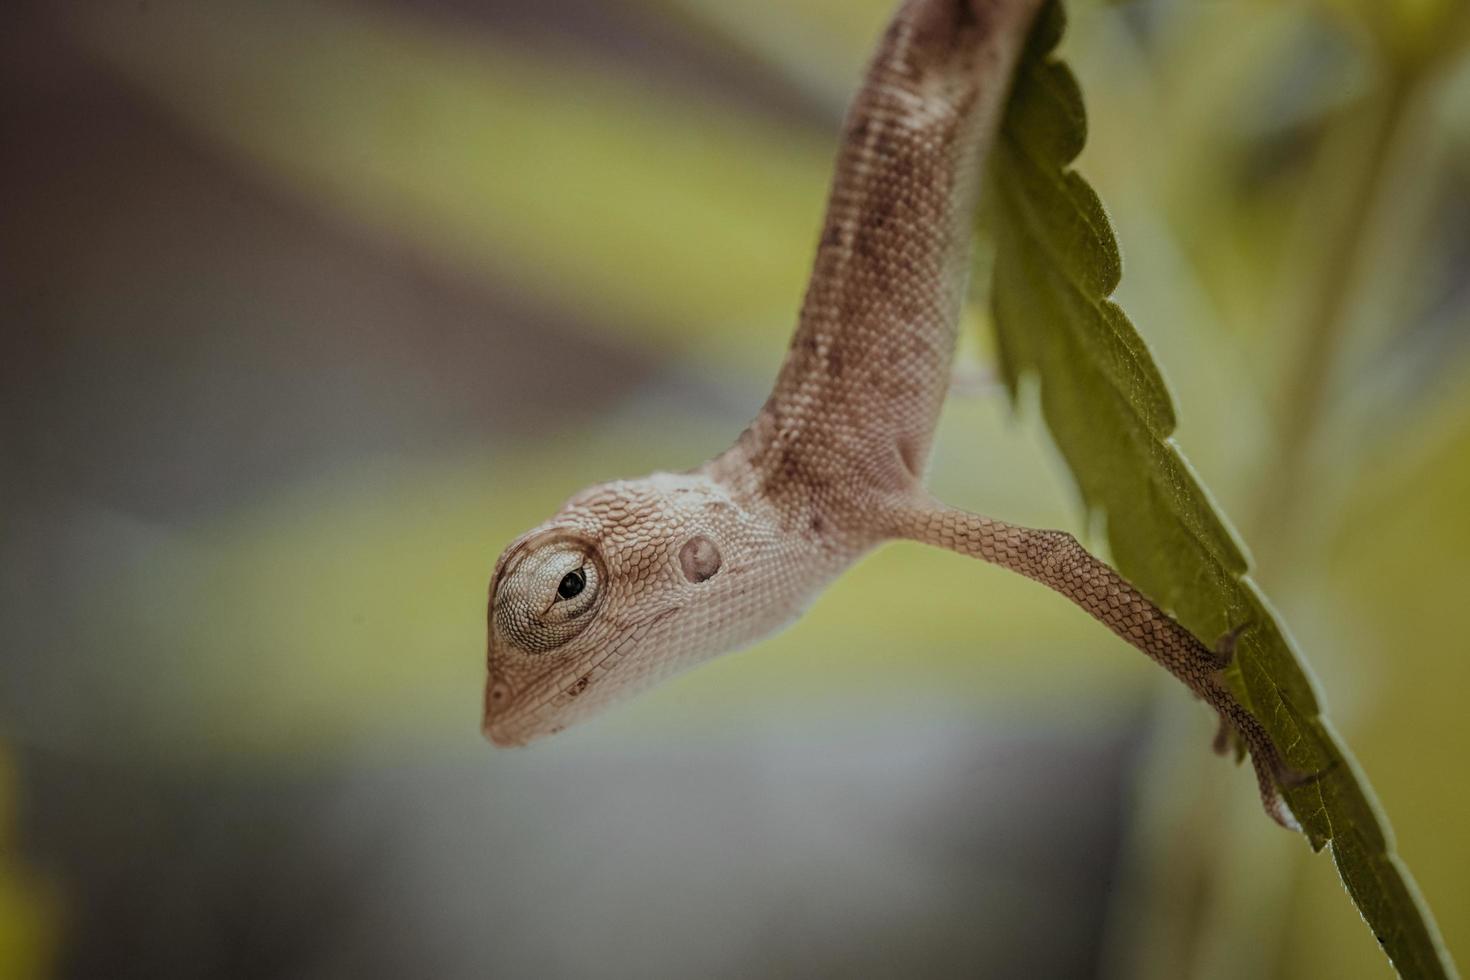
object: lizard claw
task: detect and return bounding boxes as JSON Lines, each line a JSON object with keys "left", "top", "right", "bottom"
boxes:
{"left": 1278, "top": 758, "right": 1337, "bottom": 789}
{"left": 1258, "top": 757, "right": 1337, "bottom": 832}
{"left": 1211, "top": 714, "right": 1234, "bottom": 757}
{"left": 1246, "top": 750, "right": 1307, "bottom": 831}
{"left": 1209, "top": 623, "right": 1248, "bottom": 671}
{"left": 1267, "top": 794, "right": 1302, "bottom": 832}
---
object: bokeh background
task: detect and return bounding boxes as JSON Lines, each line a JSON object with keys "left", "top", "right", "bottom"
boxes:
{"left": 3, "top": 0, "right": 1468, "bottom": 977}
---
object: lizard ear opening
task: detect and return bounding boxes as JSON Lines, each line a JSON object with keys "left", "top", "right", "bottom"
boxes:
{"left": 678, "top": 536, "right": 722, "bottom": 583}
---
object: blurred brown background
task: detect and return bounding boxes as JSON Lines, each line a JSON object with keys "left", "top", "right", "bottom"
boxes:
{"left": 2, "top": 0, "right": 1468, "bottom": 977}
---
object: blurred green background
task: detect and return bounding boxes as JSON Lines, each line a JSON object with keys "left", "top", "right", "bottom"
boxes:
{"left": 2, "top": 0, "right": 1467, "bottom": 977}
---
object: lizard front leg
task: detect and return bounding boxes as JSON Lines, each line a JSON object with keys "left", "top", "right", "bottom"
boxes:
{"left": 891, "top": 500, "right": 1305, "bottom": 828}
{"left": 483, "top": 0, "right": 1311, "bottom": 834}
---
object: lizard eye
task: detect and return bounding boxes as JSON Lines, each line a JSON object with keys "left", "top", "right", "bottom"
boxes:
{"left": 491, "top": 535, "right": 604, "bottom": 654}
{"left": 557, "top": 569, "right": 586, "bottom": 600}
{"left": 544, "top": 558, "right": 598, "bottom": 623}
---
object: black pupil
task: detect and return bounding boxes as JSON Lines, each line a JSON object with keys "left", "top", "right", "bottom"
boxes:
{"left": 557, "top": 569, "right": 586, "bottom": 600}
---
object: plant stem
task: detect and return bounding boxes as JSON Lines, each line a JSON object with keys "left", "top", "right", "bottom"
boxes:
{"left": 1250, "top": 71, "right": 1414, "bottom": 563}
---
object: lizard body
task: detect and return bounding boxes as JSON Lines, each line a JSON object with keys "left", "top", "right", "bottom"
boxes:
{"left": 483, "top": 0, "right": 1299, "bottom": 827}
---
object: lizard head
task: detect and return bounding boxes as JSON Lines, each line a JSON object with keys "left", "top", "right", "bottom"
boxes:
{"left": 482, "top": 471, "right": 791, "bottom": 747}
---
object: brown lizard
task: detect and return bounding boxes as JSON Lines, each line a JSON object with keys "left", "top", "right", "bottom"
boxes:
{"left": 482, "top": 0, "right": 1302, "bottom": 828}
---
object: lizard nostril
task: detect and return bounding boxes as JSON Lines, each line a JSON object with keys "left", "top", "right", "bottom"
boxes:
{"left": 481, "top": 678, "right": 526, "bottom": 747}
{"left": 482, "top": 678, "right": 514, "bottom": 734}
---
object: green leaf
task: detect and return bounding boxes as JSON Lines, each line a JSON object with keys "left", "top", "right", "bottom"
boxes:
{"left": 986, "top": 4, "right": 1458, "bottom": 978}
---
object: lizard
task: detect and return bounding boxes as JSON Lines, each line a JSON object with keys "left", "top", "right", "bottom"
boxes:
{"left": 482, "top": 0, "right": 1304, "bottom": 829}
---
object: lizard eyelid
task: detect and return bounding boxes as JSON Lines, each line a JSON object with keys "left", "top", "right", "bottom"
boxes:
{"left": 493, "top": 532, "right": 595, "bottom": 597}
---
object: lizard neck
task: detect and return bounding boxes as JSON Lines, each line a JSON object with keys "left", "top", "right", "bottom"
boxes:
{"left": 720, "top": 0, "right": 1033, "bottom": 517}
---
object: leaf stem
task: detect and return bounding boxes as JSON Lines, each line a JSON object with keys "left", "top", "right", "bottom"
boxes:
{"left": 1251, "top": 70, "right": 1416, "bottom": 562}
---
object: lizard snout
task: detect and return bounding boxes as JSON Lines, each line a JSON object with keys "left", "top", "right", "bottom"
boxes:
{"left": 481, "top": 676, "right": 525, "bottom": 747}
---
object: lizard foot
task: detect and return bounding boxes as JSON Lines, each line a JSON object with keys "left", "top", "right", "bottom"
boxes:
{"left": 1218, "top": 695, "right": 1319, "bottom": 831}
{"left": 1245, "top": 750, "right": 1303, "bottom": 831}
{"left": 1260, "top": 758, "right": 1337, "bottom": 832}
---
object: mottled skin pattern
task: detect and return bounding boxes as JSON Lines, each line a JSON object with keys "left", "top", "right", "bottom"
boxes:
{"left": 484, "top": 0, "right": 1301, "bottom": 827}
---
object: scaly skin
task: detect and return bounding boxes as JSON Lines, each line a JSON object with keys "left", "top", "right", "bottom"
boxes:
{"left": 483, "top": 0, "right": 1300, "bottom": 828}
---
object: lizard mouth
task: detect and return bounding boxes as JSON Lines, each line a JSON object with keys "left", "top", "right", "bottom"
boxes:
{"left": 481, "top": 604, "right": 686, "bottom": 748}
{"left": 483, "top": 723, "right": 526, "bottom": 748}
{"left": 480, "top": 664, "right": 576, "bottom": 747}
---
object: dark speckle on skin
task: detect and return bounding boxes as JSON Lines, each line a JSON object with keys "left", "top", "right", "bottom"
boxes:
{"left": 778, "top": 447, "right": 800, "bottom": 481}
{"left": 827, "top": 346, "right": 845, "bottom": 378}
